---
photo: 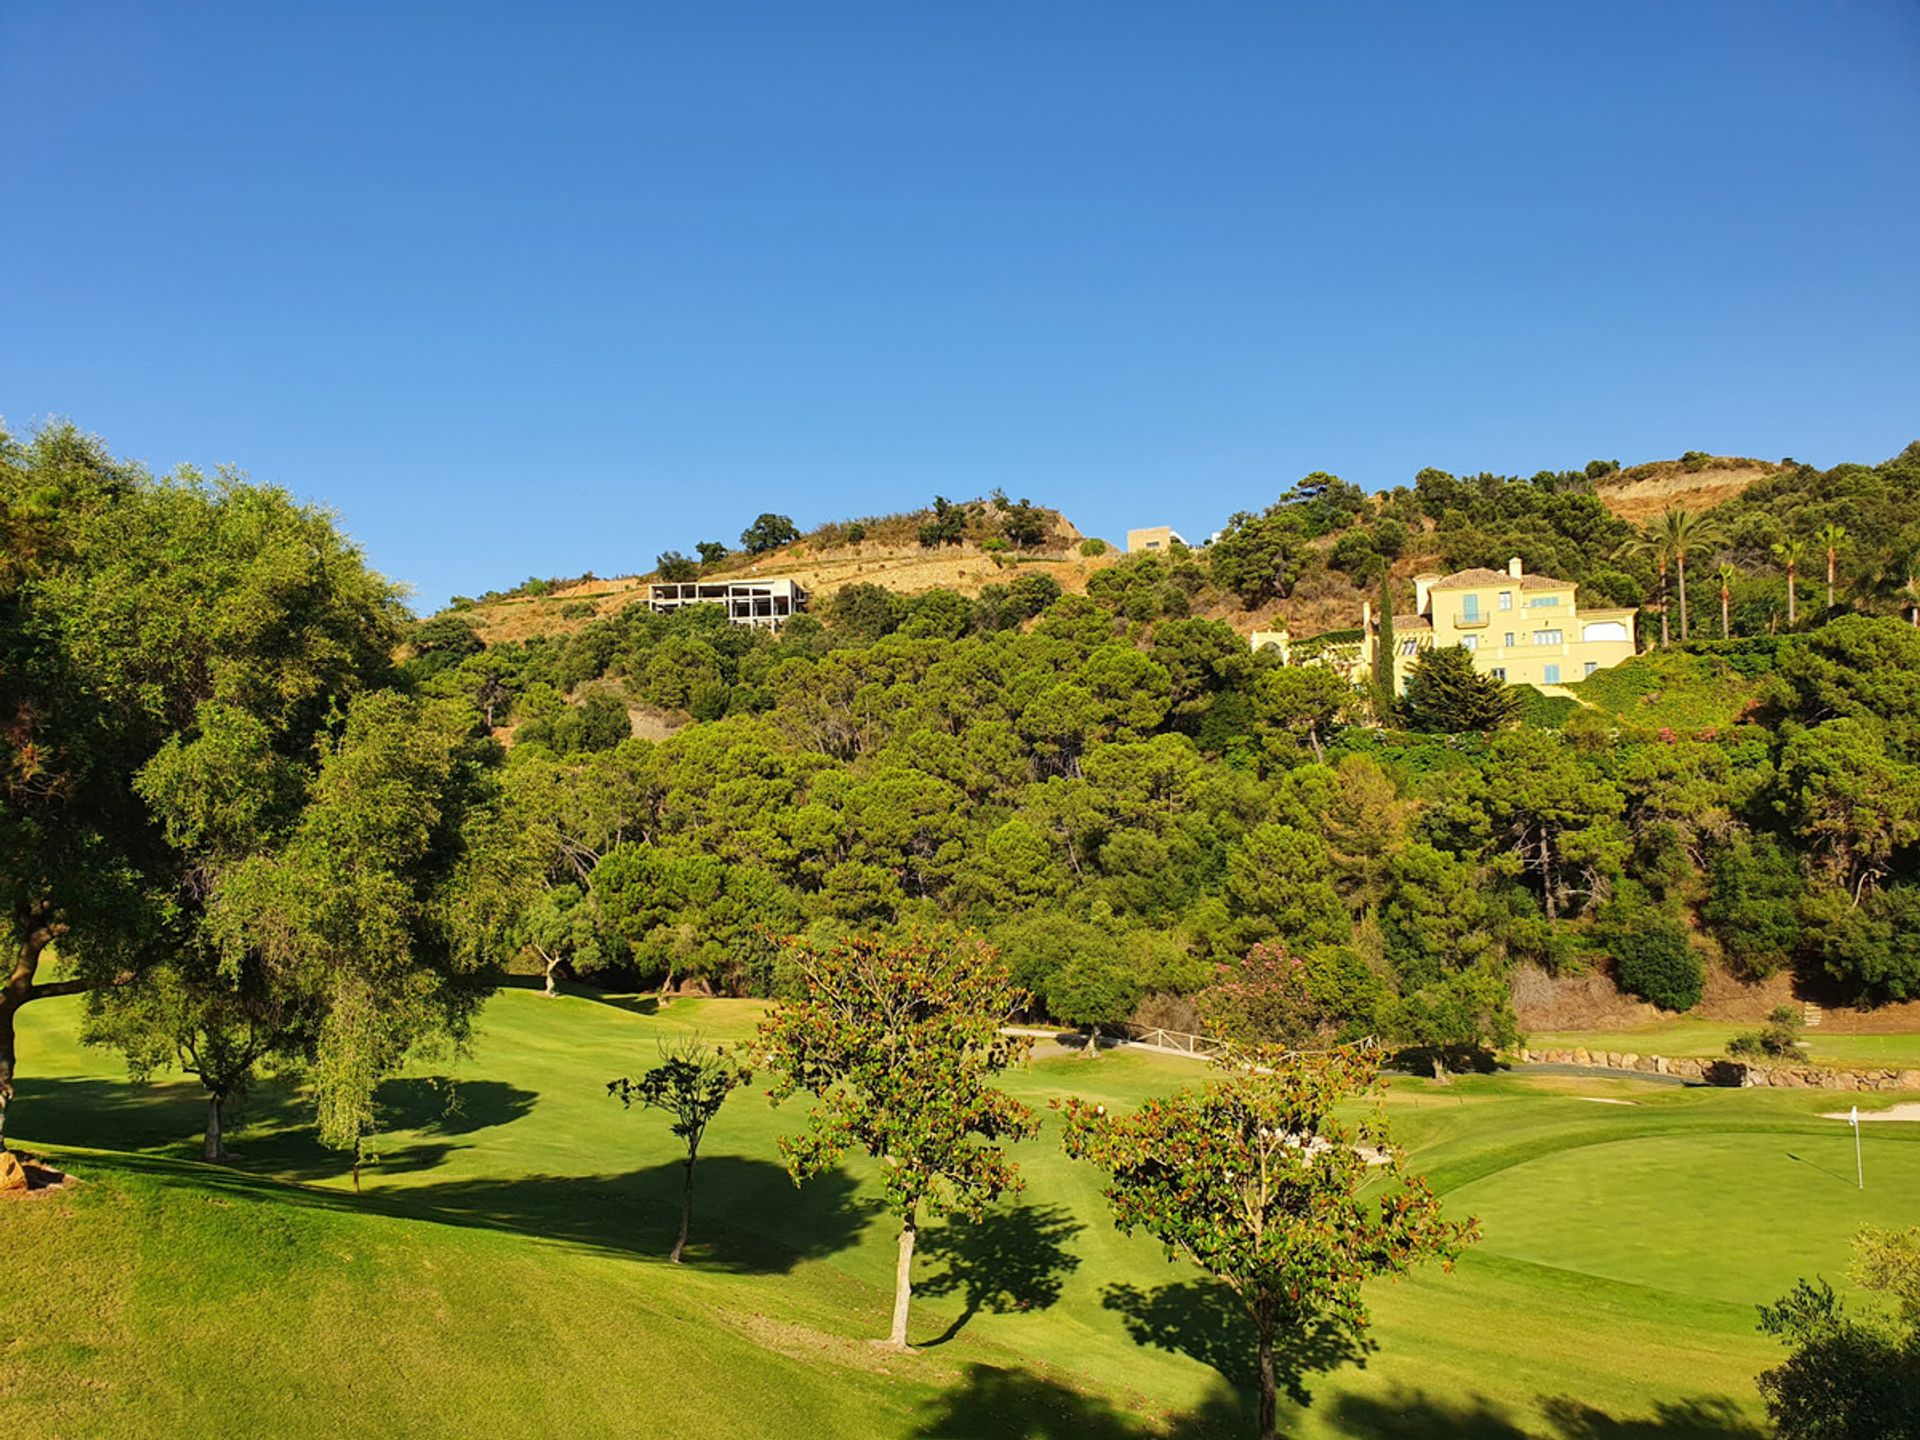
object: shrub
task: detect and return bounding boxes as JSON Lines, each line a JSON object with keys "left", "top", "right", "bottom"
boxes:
{"left": 844, "top": 521, "right": 867, "bottom": 543}
{"left": 1609, "top": 910, "right": 1704, "bottom": 1011}
{"left": 1080, "top": 537, "right": 1108, "bottom": 557}
{"left": 560, "top": 600, "right": 596, "bottom": 620}
{"left": 1729, "top": 1006, "right": 1805, "bottom": 1060}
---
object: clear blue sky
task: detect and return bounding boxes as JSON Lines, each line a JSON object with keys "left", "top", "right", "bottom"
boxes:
{"left": 4, "top": 3, "right": 1916, "bottom": 610}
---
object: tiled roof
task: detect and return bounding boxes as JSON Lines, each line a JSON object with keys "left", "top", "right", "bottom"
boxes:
{"left": 1428, "top": 568, "right": 1570, "bottom": 591}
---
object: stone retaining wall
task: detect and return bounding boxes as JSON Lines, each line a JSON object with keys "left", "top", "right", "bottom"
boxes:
{"left": 1514, "top": 1046, "right": 1920, "bottom": 1092}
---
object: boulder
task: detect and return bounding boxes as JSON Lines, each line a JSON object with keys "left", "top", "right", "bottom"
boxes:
{"left": 0, "top": 1150, "right": 25, "bottom": 1193}
{"left": 1896, "top": 1070, "right": 1920, "bottom": 1091}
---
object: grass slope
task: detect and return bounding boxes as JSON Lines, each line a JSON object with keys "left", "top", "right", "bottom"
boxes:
{"left": 9, "top": 988, "right": 1920, "bottom": 1438}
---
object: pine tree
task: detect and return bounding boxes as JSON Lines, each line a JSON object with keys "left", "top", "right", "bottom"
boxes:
{"left": 1401, "top": 645, "right": 1519, "bottom": 733}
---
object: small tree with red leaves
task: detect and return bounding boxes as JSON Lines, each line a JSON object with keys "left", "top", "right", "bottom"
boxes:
{"left": 1058, "top": 1046, "right": 1475, "bottom": 1440}
{"left": 758, "top": 930, "right": 1038, "bottom": 1349}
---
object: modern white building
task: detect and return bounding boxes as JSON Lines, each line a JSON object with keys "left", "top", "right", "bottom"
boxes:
{"left": 647, "top": 577, "right": 806, "bottom": 629}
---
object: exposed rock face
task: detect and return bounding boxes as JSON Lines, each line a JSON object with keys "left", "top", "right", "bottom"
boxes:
{"left": 0, "top": 1150, "right": 26, "bottom": 1193}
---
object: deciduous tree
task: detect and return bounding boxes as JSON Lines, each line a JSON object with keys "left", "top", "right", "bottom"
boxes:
{"left": 758, "top": 931, "right": 1038, "bottom": 1348}
{"left": 1058, "top": 1046, "right": 1475, "bottom": 1439}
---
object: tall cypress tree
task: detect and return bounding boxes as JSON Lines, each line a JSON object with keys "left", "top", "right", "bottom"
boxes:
{"left": 1372, "top": 573, "right": 1396, "bottom": 719}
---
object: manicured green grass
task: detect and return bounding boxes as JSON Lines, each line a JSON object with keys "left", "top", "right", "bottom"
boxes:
{"left": 1532, "top": 1020, "right": 1920, "bottom": 1070}
{"left": 10, "top": 986, "right": 1920, "bottom": 1438}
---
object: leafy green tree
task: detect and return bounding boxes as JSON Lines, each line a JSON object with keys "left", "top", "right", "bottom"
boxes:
{"left": 1226, "top": 824, "right": 1352, "bottom": 954}
{"left": 1777, "top": 719, "right": 1920, "bottom": 898}
{"left": 608, "top": 1037, "right": 751, "bottom": 1263}
{"left": 518, "top": 882, "right": 610, "bottom": 996}
{"left": 759, "top": 931, "right": 1038, "bottom": 1348}
{"left": 740, "top": 513, "right": 800, "bottom": 554}
{"left": 695, "top": 541, "right": 729, "bottom": 566}
{"left": 1250, "top": 665, "right": 1353, "bottom": 764}
{"left": 1452, "top": 729, "right": 1628, "bottom": 921}
{"left": 207, "top": 692, "right": 507, "bottom": 1184}
{"left": 1600, "top": 889, "right": 1704, "bottom": 1011}
{"left": 1702, "top": 836, "right": 1803, "bottom": 979}
{"left": 1377, "top": 960, "right": 1516, "bottom": 1081}
{"left": 1399, "top": 646, "right": 1517, "bottom": 733}
{"left": 1, "top": 426, "right": 406, "bottom": 1151}
{"left": 1757, "top": 1226, "right": 1920, "bottom": 1439}
{"left": 1058, "top": 1046, "right": 1475, "bottom": 1440}
{"left": 1209, "top": 507, "right": 1308, "bottom": 606}
{"left": 656, "top": 550, "right": 699, "bottom": 581}
{"left": 1044, "top": 946, "right": 1143, "bottom": 1059}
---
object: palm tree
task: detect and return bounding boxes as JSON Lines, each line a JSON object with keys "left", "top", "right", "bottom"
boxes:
{"left": 1647, "top": 507, "right": 1719, "bottom": 643}
{"left": 1716, "top": 561, "right": 1738, "bottom": 638}
{"left": 1771, "top": 538, "right": 1803, "bottom": 627}
{"left": 1900, "top": 572, "right": 1920, "bottom": 629}
{"left": 1627, "top": 530, "right": 1673, "bottom": 646}
{"left": 1817, "top": 523, "right": 1848, "bottom": 610}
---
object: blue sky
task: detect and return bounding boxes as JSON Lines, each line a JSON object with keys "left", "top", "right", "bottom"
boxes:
{"left": 3, "top": 2, "right": 1916, "bottom": 610}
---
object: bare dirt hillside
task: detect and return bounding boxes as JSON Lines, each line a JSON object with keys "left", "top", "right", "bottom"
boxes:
{"left": 461, "top": 517, "right": 1123, "bottom": 645}
{"left": 1593, "top": 455, "right": 1783, "bottom": 524}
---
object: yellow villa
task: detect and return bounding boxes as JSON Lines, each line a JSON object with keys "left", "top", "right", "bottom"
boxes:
{"left": 1364, "top": 557, "right": 1638, "bottom": 694}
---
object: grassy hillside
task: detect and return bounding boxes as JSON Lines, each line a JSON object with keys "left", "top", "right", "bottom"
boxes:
{"left": 12, "top": 988, "right": 1920, "bottom": 1438}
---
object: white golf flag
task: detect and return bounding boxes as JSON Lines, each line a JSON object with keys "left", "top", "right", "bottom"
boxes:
{"left": 1852, "top": 1105, "right": 1859, "bottom": 1127}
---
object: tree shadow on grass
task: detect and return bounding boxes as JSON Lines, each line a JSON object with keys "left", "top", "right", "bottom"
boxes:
{"left": 909, "top": 1363, "right": 1244, "bottom": 1439}
{"left": 914, "top": 1203, "right": 1085, "bottom": 1346}
{"left": 1327, "top": 1387, "right": 1765, "bottom": 1439}
{"left": 325, "top": 1155, "right": 879, "bottom": 1273}
{"left": 1103, "top": 1278, "right": 1374, "bottom": 1408}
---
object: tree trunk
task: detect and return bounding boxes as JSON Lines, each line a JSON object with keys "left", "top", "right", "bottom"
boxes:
{"left": 1721, "top": 591, "right": 1731, "bottom": 639}
{"left": 203, "top": 1091, "right": 229, "bottom": 1163}
{"left": 1538, "top": 831, "right": 1557, "bottom": 922}
{"left": 537, "top": 947, "right": 562, "bottom": 999}
{"left": 887, "top": 1213, "right": 918, "bottom": 1349}
{"left": 1826, "top": 556, "right": 1836, "bottom": 611}
{"left": 657, "top": 961, "right": 676, "bottom": 1009}
{"left": 670, "top": 1151, "right": 696, "bottom": 1264}
{"left": 1786, "top": 565, "right": 1797, "bottom": 626}
{"left": 1658, "top": 566, "right": 1670, "bottom": 647}
{"left": 1257, "top": 1318, "right": 1278, "bottom": 1440}
{"left": 1676, "top": 554, "right": 1690, "bottom": 642}
{"left": 0, "top": 995, "right": 17, "bottom": 1153}
{"left": 1082, "top": 1026, "right": 1100, "bottom": 1059}
{"left": 1431, "top": 1052, "right": 1450, "bottom": 1084}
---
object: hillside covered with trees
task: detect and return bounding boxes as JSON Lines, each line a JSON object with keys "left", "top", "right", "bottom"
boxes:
{"left": 8, "top": 423, "right": 1920, "bottom": 1165}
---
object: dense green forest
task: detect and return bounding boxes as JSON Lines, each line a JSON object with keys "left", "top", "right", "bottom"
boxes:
{"left": 6, "top": 423, "right": 1920, "bottom": 1157}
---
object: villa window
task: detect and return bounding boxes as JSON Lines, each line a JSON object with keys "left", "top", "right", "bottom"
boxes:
{"left": 1585, "top": 662, "right": 1598, "bottom": 677}
{"left": 1461, "top": 635, "right": 1478, "bottom": 651}
{"left": 1529, "top": 596, "right": 1560, "bottom": 607}
{"left": 1498, "top": 591, "right": 1512, "bottom": 610}
{"left": 1544, "top": 664, "right": 1561, "bottom": 684}
{"left": 1534, "top": 629, "right": 1563, "bottom": 645}
{"left": 1504, "top": 632, "right": 1515, "bottom": 646}
{"left": 1491, "top": 667, "right": 1506, "bottom": 681}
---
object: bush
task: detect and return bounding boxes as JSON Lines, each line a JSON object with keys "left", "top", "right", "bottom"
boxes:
{"left": 844, "top": 521, "right": 866, "bottom": 543}
{"left": 1079, "top": 537, "right": 1108, "bottom": 557}
{"left": 1609, "top": 909, "right": 1704, "bottom": 1011}
{"left": 560, "top": 600, "right": 596, "bottom": 620}
{"left": 1729, "top": 1006, "right": 1806, "bottom": 1060}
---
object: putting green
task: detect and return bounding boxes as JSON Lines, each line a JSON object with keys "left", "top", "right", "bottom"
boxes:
{"left": 1448, "top": 1125, "right": 1920, "bottom": 1307}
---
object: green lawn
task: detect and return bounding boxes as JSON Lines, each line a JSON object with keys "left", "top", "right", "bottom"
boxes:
{"left": 9, "top": 986, "right": 1920, "bottom": 1438}
{"left": 1531, "top": 1019, "right": 1920, "bottom": 1070}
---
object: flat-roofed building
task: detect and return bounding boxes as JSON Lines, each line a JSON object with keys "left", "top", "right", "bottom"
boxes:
{"left": 647, "top": 576, "right": 806, "bottom": 629}
{"left": 1126, "top": 526, "right": 1187, "bottom": 554}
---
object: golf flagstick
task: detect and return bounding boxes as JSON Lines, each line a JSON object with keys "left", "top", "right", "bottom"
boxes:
{"left": 1851, "top": 1104, "right": 1863, "bottom": 1190}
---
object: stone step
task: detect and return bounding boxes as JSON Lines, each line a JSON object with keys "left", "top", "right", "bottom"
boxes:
{"left": 1802, "top": 1001, "right": 1825, "bottom": 1029}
